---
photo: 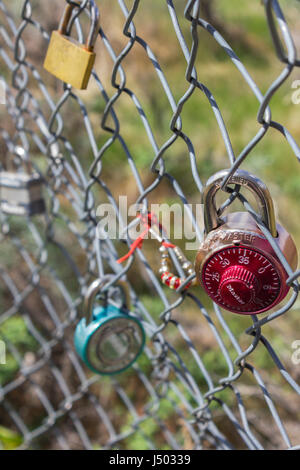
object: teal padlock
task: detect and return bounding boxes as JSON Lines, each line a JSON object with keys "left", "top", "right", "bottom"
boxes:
{"left": 74, "top": 277, "right": 145, "bottom": 375}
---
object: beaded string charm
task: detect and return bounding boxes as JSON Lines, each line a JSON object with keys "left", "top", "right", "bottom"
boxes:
{"left": 116, "top": 211, "right": 197, "bottom": 292}
{"left": 159, "top": 243, "right": 197, "bottom": 291}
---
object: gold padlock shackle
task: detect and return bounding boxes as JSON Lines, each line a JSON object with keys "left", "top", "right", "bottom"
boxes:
{"left": 84, "top": 275, "right": 131, "bottom": 324}
{"left": 59, "top": 0, "right": 100, "bottom": 51}
{"left": 203, "top": 168, "right": 277, "bottom": 238}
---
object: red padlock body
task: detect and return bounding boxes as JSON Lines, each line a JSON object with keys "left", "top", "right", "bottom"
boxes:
{"left": 195, "top": 212, "right": 298, "bottom": 315}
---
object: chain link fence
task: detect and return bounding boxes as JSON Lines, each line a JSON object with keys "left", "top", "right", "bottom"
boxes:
{"left": 0, "top": 0, "right": 300, "bottom": 450}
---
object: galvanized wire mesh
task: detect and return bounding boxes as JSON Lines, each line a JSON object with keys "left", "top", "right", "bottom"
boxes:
{"left": 0, "top": 0, "right": 300, "bottom": 450}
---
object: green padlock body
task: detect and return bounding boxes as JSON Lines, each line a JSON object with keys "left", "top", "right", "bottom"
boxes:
{"left": 74, "top": 304, "right": 145, "bottom": 375}
{"left": 44, "top": 31, "right": 96, "bottom": 90}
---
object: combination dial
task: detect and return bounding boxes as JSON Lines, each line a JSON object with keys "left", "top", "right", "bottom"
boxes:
{"left": 201, "top": 246, "right": 283, "bottom": 314}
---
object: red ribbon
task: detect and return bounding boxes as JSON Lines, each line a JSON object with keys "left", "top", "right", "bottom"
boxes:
{"left": 117, "top": 213, "right": 175, "bottom": 264}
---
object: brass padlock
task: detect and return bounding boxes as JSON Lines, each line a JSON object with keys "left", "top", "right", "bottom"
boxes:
{"left": 43, "top": 1, "right": 100, "bottom": 90}
{"left": 0, "top": 147, "right": 45, "bottom": 216}
{"left": 195, "top": 169, "right": 298, "bottom": 315}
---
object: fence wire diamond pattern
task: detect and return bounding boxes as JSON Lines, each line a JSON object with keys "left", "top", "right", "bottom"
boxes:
{"left": 0, "top": 0, "right": 299, "bottom": 450}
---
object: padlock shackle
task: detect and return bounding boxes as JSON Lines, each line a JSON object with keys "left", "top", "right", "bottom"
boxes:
{"left": 203, "top": 169, "right": 277, "bottom": 238}
{"left": 84, "top": 275, "right": 131, "bottom": 324}
{"left": 87, "top": 0, "right": 100, "bottom": 51}
{"left": 58, "top": 0, "right": 100, "bottom": 51}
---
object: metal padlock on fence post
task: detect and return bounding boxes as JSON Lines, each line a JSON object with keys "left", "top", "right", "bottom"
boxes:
{"left": 0, "top": 147, "right": 45, "bottom": 216}
{"left": 43, "top": 0, "right": 100, "bottom": 90}
{"left": 195, "top": 169, "right": 298, "bottom": 315}
{"left": 74, "top": 276, "right": 145, "bottom": 375}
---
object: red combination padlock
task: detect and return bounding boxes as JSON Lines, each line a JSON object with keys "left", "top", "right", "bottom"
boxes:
{"left": 195, "top": 169, "right": 298, "bottom": 315}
